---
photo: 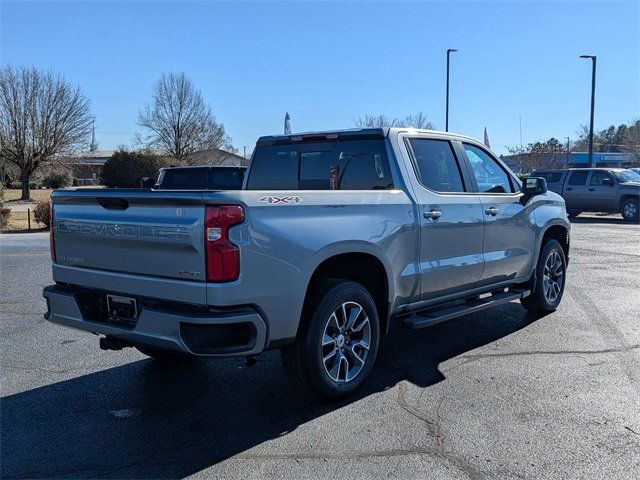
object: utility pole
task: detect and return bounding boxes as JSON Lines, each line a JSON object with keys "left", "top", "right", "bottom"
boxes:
{"left": 445, "top": 48, "right": 457, "bottom": 132}
{"left": 580, "top": 55, "right": 597, "bottom": 167}
{"left": 565, "top": 137, "right": 570, "bottom": 166}
{"left": 519, "top": 115, "right": 523, "bottom": 149}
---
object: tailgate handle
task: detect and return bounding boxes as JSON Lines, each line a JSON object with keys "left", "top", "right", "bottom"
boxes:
{"left": 97, "top": 198, "right": 129, "bottom": 210}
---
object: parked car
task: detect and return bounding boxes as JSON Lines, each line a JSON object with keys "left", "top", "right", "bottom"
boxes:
{"left": 44, "top": 128, "right": 570, "bottom": 398}
{"left": 155, "top": 165, "right": 246, "bottom": 190}
{"left": 629, "top": 167, "right": 640, "bottom": 177}
{"left": 532, "top": 168, "right": 640, "bottom": 222}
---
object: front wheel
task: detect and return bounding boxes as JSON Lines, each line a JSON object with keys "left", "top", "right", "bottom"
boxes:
{"left": 281, "top": 280, "right": 380, "bottom": 399}
{"left": 621, "top": 198, "right": 639, "bottom": 223}
{"left": 521, "top": 239, "right": 567, "bottom": 313}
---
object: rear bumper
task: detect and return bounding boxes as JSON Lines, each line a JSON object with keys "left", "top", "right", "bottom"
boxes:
{"left": 43, "top": 285, "right": 267, "bottom": 357}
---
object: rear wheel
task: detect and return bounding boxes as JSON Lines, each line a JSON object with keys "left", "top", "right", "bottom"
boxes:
{"left": 621, "top": 198, "right": 639, "bottom": 223}
{"left": 521, "top": 239, "right": 566, "bottom": 313}
{"left": 281, "top": 280, "right": 380, "bottom": 399}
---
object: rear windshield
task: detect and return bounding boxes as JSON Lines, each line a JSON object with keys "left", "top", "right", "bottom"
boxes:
{"left": 534, "top": 171, "right": 563, "bottom": 183}
{"left": 159, "top": 169, "right": 209, "bottom": 189}
{"left": 246, "top": 139, "right": 394, "bottom": 190}
{"left": 158, "top": 168, "right": 245, "bottom": 190}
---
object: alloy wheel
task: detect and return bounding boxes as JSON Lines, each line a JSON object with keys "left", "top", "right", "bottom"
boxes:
{"left": 543, "top": 250, "right": 564, "bottom": 304}
{"left": 321, "top": 301, "right": 371, "bottom": 383}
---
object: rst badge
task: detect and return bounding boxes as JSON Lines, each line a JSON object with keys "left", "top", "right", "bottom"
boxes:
{"left": 258, "top": 196, "right": 303, "bottom": 204}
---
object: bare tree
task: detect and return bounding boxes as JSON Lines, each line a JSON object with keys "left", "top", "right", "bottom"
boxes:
{"left": 621, "top": 120, "right": 640, "bottom": 164}
{"left": 0, "top": 66, "right": 93, "bottom": 199}
{"left": 355, "top": 112, "right": 435, "bottom": 130}
{"left": 138, "top": 72, "right": 233, "bottom": 162}
{"left": 506, "top": 138, "right": 567, "bottom": 173}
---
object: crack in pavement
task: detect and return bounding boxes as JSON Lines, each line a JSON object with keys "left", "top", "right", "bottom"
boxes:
{"left": 444, "top": 344, "right": 640, "bottom": 371}
{"left": 9, "top": 448, "right": 450, "bottom": 479}
{"left": 0, "top": 363, "right": 83, "bottom": 374}
{"left": 396, "top": 382, "right": 482, "bottom": 480}
{"left": 231, "top": 448, "right": 440, "bottom": 460}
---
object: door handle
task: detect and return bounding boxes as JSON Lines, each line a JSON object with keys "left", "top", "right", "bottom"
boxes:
{"left": 588, "top": 188, "right": 595, "bottom": 192}
{"left": 424, "top": 209, "right": 442, "bottom": 220}
{"left": 566, "top": 187, "right": 573, "bottom": 191}
{"left": 485, "top": 207, "right": 499, "bottom": 216}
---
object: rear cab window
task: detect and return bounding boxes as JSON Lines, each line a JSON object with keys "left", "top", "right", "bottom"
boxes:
{"left": 246, "top": 139, "right": 394, "bottom": 190}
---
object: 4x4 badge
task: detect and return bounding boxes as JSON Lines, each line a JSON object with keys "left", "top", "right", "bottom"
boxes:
{"left": 258, "top": 196, "right": 303, "bottom": 204}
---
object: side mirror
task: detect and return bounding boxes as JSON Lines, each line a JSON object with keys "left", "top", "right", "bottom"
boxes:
{"left": 602, "top": 176, "right": 614, "bottom": 186}
{"left": 521, "top": 177, "right": 547, "bottom": 198}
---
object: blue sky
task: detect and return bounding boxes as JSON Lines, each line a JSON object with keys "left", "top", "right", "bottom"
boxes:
{"left": 2, "top": 0, "right": 638, "bottom": 156}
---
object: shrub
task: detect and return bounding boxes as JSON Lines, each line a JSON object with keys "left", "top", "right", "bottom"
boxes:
{"left": 33, "top": 201, "right": 51, "bottom": 228}
{"left": 0, "top": 208, "right": 9, "bottom": 229}
{"left": 42, "top": 171, "right": 72, "bottom": 189}
{"left": 101, "top": 149, "right": 170, "bottom": 188}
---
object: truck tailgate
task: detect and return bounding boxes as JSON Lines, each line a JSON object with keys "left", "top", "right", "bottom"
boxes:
{"left": 52, "top": 190, "right": 206, "bottom": 282}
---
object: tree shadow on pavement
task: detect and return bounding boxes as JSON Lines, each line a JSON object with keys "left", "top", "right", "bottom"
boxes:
{"left": 1, "top": 303, "right": 544, "bottom": 479}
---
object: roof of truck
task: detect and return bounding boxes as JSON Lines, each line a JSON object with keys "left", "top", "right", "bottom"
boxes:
{"left": 256, "top": 128, "right": 481, "bottom": 146}
{"left": 533, "top": 167, "right": 629, "bottom": 173}
{"left": 160, "top": 165, "right": 246, "bottom": 171}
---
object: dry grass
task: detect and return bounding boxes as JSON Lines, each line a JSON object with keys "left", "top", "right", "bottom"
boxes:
{"left": 4, "top": 188, "right": 53, "bottom": 203}
{"left": 1, "top": 210, "right": 48, "bottom": 232}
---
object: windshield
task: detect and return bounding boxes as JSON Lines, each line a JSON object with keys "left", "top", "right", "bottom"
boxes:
{"left": 614, "top": 170, "right": 640, "bottom": 183}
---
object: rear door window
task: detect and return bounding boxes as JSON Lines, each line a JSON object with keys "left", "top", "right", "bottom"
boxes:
{"left": 568, "top": 171, "right": 588, "bottom": 185}
{"left": 407, "top": 138, "right": 465, "bottom": 192}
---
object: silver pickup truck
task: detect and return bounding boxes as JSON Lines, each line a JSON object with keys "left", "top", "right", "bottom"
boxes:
{"left": 44, "top": 128, "right": 570, "bottom": 398}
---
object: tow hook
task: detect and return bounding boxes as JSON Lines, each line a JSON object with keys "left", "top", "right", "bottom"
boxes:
{"left": 245, "top": 355, "right": 258, "bottom": 367}
{"left": 99, "top": 336, "right": 132, "bottom": 351}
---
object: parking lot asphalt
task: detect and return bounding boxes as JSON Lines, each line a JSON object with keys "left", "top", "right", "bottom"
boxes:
{"left": 1, "top": 217, "right": 639, "bottom": 479}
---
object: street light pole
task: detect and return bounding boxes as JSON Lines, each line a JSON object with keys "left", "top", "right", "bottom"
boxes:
{"left": 445, "top": 48, "right": 458, "bottom": 132}
{"left": 580, "top": 55, "right": 597, "bottom": 168}
{"left": 565, "top": 136, "right": 570, "bottom": 166}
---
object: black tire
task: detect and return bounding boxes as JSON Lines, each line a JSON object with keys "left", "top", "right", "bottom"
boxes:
{"left": 621, "top": 198, "right": 639, "bottom": 223}
{"left": 521, "top": 239, "right": 566, "bottom": 313}
{"left": 281, "top": 280, "right": 380, "bottom": 399}
{"left": 135, "top": 345, "right": 193, "bottom": 362}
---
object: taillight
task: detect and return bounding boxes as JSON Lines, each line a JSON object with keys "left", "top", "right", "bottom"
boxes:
{"left": 205, "top": 205, "right": 244, "bottom": 282}
{"left": 49, "top": 201, "right": 56, "bottom": 263}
